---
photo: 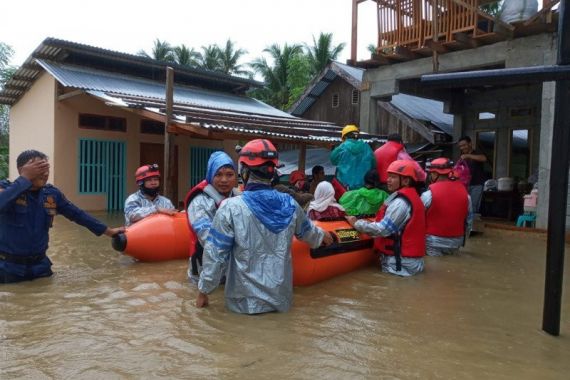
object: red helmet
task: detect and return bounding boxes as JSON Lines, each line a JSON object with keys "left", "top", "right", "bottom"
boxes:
{"left": 135, "top": 164, "right": 160, "bottom": 183}
{"left": 238, "top": 139, "right": 279, "bottom": 167}
{"left": 427, "top": 157, "right": 453, "bottom": 175}
{"left": 387, "top": 160, "right": 417, "bottom": 181}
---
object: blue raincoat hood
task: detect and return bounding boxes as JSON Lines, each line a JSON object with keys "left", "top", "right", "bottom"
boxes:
{"left": 242, "top": 187, "right": 297, "bottom": 234}
{"left": 206, "top": 151, "right": 237, "bottom": 184}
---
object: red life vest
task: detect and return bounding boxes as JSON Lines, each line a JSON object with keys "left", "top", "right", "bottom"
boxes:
{"left": 426, "top": 181, "right": 469, "bottom": 237}
{"left": 373, "top": 187, "right": 426, "bottom": 259}
{"left": 374, "top": 141, "right": 404, "bottom": 183}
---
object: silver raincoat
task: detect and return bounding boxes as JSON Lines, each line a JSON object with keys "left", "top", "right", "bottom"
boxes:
{"left": 124, "top": 190, "right": 175, "bottom": 227}
{"left": 354, "top": 192, "right": 424, "bottom": 276}
{"left": 186, "top": 187, "right": 238, "bottom": 280}
{"left": 421, "top": 190, "right": 473, "bottom": 256}
{"left": 198, "top": 191, "right": 325, "bottom": 314}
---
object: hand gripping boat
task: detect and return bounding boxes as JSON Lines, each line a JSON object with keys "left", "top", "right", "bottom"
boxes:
{"left": 112, "top": 213, "right": 377, "bottom": 285}
{"left": 112, "top": 212, "right": 194, "bottom": 262}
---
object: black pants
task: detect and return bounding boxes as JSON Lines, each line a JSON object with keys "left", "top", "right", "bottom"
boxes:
{"left": 190, "top": 243, "right": 204, "bottom": 276}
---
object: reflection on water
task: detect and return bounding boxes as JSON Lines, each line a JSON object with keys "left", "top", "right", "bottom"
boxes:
{"left": 1, "top": 213, "right": 569, "bottom": 379}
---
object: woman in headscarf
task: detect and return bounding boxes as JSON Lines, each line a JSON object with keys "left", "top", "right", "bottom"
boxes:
{"left": 184, "top": 151, "right": 238, "bottom": 283}
{"left": 307, "top": 181, "right": 346, "bottom": 220}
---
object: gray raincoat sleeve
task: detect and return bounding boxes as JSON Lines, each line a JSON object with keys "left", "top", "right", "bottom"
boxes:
{"left": 354, "top": 195, "right": 411, "bottom": 237}
{"left": 198, "top": 197, "right": 325, "bottom": 314}
{"left": 124, "top": 192, "right": 175, "bottom": 226}
{"left": 187, "top": 194, "right": 217, "bottom": 247}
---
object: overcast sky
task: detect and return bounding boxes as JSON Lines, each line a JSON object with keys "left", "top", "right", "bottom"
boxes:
{"left": 1, "top": 0, "right": 378, "bottom": 67}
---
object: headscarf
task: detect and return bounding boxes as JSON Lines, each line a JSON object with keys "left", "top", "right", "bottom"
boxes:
{"left": 307, "top": 181, "right": 345, "bottom": 213}
{"left": 206, "top": 151, "right": 237, "bottom": 184}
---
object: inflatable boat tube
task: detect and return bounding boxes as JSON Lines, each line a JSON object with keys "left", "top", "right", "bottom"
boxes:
{"left": 292, "top": 218, "right": 376, "bottom": 286}
{"left": 112, "top": 212, "right": 194, "bottom": 262}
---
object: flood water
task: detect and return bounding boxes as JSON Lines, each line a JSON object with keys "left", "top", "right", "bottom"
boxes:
{"left": 1, "top": 213, "right": 569, "bottom": 379}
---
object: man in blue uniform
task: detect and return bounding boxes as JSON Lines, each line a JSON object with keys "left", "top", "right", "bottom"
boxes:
{"left": 0, "top": 150, "right": 124, "bottom": 283}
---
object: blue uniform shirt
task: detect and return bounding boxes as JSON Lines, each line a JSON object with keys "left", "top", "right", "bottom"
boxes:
{"left": 0, "top": 177, "right": 108, "bottom": 280}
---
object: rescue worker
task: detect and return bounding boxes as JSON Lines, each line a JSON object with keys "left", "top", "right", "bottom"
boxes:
{"left": 346, "top": 160, "right": 426, "bottom": 276}
{"left": 330, "top": 124, "right": 375, "bottom": 190}
{"left": 184, "top": 151, "right": 238, "bottom": 283}
{"left": 0, "top": 150, "right": 124, "bottom": 283}
{"left": 124, "top": 164, "right": 176, "bottom": 227}
{"left": 422, "top": 158, "right": 472, "bottom": 256}
{"left": 196, "top": 139, "right": 334, "bottom": 314}
{"left": 374, "top": 133, "right": 426, "bottom": 188}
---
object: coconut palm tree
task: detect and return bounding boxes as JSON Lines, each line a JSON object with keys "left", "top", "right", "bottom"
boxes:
{"left": 173, "top": 44, "right": 200, "bottom": 67}
{"left": 250, "top": 43, "right": 304, "bottom": 109}
{"left": 305, "top": 32, "right": 345, "bottom": 75}
{"left": 137, "top": 39, "right": 175, "bottom": 63}
{"left": 218, "top": 39, "right": 249, "bottom": 76}
{"left": 197, "top": 45, "right": 222, "bottom": 71}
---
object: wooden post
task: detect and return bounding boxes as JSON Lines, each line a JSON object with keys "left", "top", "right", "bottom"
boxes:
{"left": 163, "top": 67, "right": 176, "bottom": 204}
{"left": 543, "top": 0, "right": 570, "bottom": 337}
{"left": 351, "top": 0, "right": 359, "bottom": 62}
{"left": 298, "top": 144, "right": 307, "bottom": 174}
{"left": 432, "top": 0, "right": 440, "bottom": 72}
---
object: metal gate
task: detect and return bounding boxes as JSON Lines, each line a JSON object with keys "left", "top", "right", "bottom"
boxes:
{"left": 79, "top": 139, "right": 126, "bottom": 210}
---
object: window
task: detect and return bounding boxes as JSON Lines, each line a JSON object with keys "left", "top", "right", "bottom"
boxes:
{"left": 476, "top": 130, "right": 496, "bottom": 179}
{"left": 332, "top": 93, "right": 339, "bottom": 108}
{"left": 189, "top": 147, "right": 221, "bottom": 187}
{"left": 79, "top": 139, "right": 126, "bottom": 210}
{"left": 79, "top": 114, "right": 126, "bottom": 132}
{"left": 510, "top": 107, "right": 534, "bottom": 118}
{"left": 351, "top": 89, "right": 360, "bottom": 105}
{"left": 478, "top": 112, "right": 496, "bottom": 120}
{"left": 509, "top": 129, "right": 530, "bottom": 180}
{"left": 140, "top": 119, "right": 165, "bottom": 135}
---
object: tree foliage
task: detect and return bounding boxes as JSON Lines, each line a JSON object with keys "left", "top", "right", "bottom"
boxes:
{"left": 305, "top": 32, "right": 345, "bottom": 75}
{"left": 0, "top": 41, "right": 15, "bottom": 178}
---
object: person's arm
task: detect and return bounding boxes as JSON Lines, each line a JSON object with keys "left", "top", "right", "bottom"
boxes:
{"left": 196, "top": 203, "right": 235, "bottom": 307}
{"left": 187, "top": 195, "right": 215, "bottom": 247}
{"left": 294, "top": 204, "right": 332, "bottom": 247}
{"left": 420, "top": 190, "right": 432, "bottom": 210}
{"left": 156, "top": 197, "right": 177, "bottom": 215}
{"left": 348, "top": 198, "right": 411, "bottom": 237}
{"left": 124, "top": 194, "right": 159, "bottom": 224}
{"left": 461, "top": 152, "right": 487, "bottom": 162}
{"left": 55, "top": 188, "right": 122, "bottom": 236}
{"left": 330, "top": 144, "right": 344, "bottom": 165}
{"left": 0, "top": 177, "right": 32, "bottom": 212}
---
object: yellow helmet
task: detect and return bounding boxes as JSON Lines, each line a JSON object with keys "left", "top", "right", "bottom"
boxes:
{"left": 341, "top": 124, "right": 359, "bottom": 140}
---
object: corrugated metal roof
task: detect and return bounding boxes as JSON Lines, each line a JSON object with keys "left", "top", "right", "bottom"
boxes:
{"left": 40, "top": 60, "right": 291, "bottom": 118}
{"left": 86, "top": 91, "right": 385, "bottom": 146}
{"left": 0, "top": 37, "right": 262, "bottom": 106}
{"left": 390, "top": 93, "right": 453, "bottom": 135}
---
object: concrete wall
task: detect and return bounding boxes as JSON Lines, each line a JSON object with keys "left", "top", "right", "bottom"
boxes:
{"left": 9, "top": 73, "right": 56, "bottom": 180}
{"left": 360, "top": 32, "right": 563, "bottom": 228}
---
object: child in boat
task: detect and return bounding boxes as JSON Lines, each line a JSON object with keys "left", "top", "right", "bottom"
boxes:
{"left": 307, "top": 181, "right": 346, "bottom": 221}
{"left": 184, "top": 151, "right": 238, "bottom": 283}
{"left": 195, "top": 139, "right": 333, "bottom": 314}
{"left": 339, "top": 169, "right": 389, "bottom": 216}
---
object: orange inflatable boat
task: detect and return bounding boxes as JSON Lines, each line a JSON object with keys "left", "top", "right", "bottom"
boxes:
{"left": 112, "top": 213, "right": 376, "bottom": 285}
{"left": 292, "top": 218, "right": 376, "bottom": 286}
{"left": 112, "top": 212, "right": 194, "bottom": 262}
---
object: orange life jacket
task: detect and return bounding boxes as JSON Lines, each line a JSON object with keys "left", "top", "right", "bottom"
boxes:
{"left": 426, "top": 181, "right": 469, "bottom": 237}
{"left": 373, "top": 187, "right": 426, "bottom": 269}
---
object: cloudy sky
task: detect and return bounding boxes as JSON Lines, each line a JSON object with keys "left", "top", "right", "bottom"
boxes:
{"left": 1, "top": 0, "right": 378, "bottom": 67}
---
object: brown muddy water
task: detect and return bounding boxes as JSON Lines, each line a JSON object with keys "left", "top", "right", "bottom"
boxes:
{"left": 1, "top": 213, "right": 569, "bottom": 379}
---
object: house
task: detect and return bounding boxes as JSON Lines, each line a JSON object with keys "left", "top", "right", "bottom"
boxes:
{"left": 349, "top": 0, "right": 561, "bottom": 228}
{"left": 0, "top": 38, "right": 383, "bottom": 211}
{"left": 289, "top": 60, "right": 454, "bottom": 157}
